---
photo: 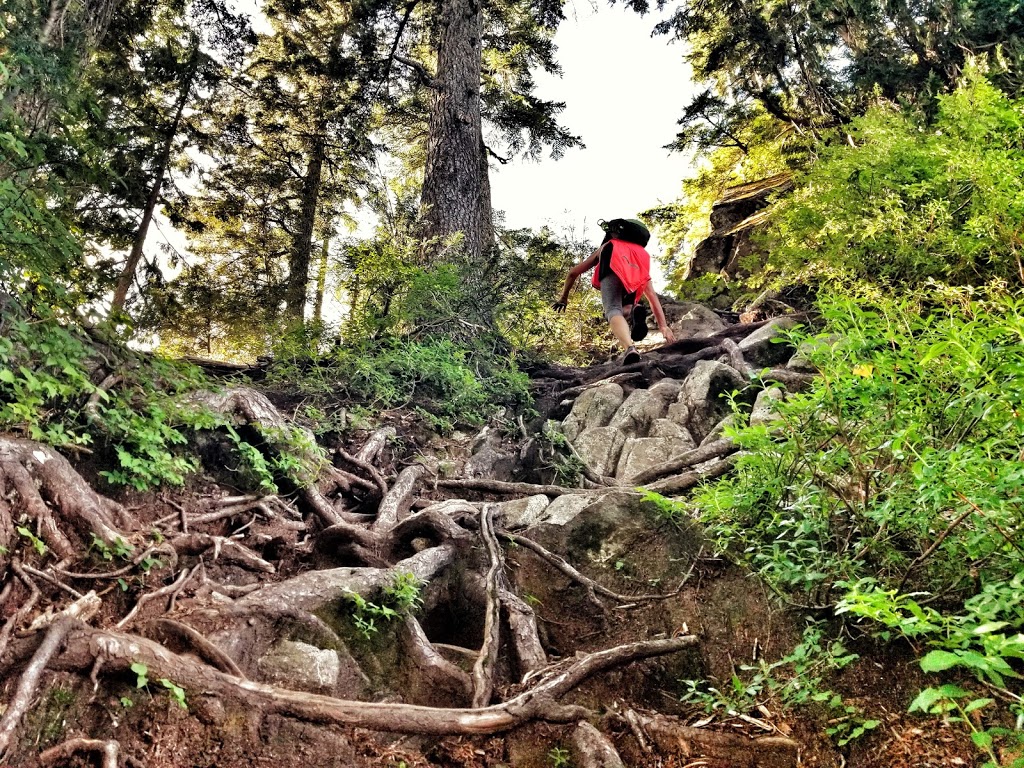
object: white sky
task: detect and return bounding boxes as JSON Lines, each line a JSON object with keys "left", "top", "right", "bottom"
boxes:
{"left": 490, "top": 1, "right": 697, "bottom": 252}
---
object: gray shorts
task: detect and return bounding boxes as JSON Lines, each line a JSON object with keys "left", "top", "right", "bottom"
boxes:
{"left": 600, "top": 274, "right": 637, "bottom": 321}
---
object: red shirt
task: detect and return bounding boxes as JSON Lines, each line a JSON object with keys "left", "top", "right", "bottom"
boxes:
{"left": 591, "top": 239, "right": 651, "bottom": 294}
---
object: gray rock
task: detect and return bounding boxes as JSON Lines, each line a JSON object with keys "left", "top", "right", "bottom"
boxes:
{"left": 648, "top": 378, "right": 683, "bottom": 402}
{"left": 678, "top": 361, "right": 747, "bottom": 442}
{"left": 750, "top": 387, "right": 785, "bottom": 426}
{"left": 572, "top": 722, "right": 625, "bottom": 768}
{"left": 737, "top": 317, "right": 800, "bottom": 367}
{"left": 562, "top": 383, "right": 625, "bottom": 442}
{"left": 463, "top": 445, "right": 517, "bottom": 482}
{"left": 501, "top": 494, "right": 551, "bottom": 529}
{"left": 532, "top": 493, "right": 597, "bottom": 527}
{"left": 666, "top": 400, "right": 690, "bottom": 426}
{"left": 699, "top": 414, "right": 737, "bottom": 446}
{"left": 616, "top": 436, "right": 700, "bottom": 483}
{"left": 609, "top": 389, "right": 669, "bottom": 438}
{"left": 648, "top": 418, "right": 696, "bottom": 446}
{"left": 257, "top": 640, "right": 341, "bottom": 694}
{"left": 573, "top": 426, "right": 626, "bottom": 478}
{"left": 669, "top": 302, "right": 729, "bottom": 339}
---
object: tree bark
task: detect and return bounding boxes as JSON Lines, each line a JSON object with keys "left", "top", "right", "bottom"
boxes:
{"left": 420, "top": 0, "right": 492, "bottom": 265}
{"left": 284, "top": 130, "right": 327, "bottom": 323}
{"left": 110, "top": 42, "right": 199, "bottom": 315}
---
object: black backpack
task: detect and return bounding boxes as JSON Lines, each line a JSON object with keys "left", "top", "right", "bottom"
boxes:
{"left": 600, "top": 218, "right": 651, "bottom": 247}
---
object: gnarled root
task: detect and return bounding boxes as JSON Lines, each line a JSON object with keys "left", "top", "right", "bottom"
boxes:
{"left": 0, "top": 437, "right": 134, "bottom": 560}
{"left": 49, "top": 621, "right": 698, "bottom": 736}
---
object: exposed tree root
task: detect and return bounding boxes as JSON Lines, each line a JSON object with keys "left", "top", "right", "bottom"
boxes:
{"left": 0, "top": 618, "right": 75, "bottom": 759}
{"left": 625, "top": 709, "right": 799, "bottom": 768}
{"left": 402, "top": 616, "right": 473, "bottom": 702}
{"left": 140, "top": 617, "right": 246, "bottom": 678}
{"left": 472, "top": 505, "right": 503, "bottom": 708}
{"left": 374, "top": 465, "right": 427, "bottom": 531}
{"left": 39, "top": 738, "right": 120, "bottom": 768}
{"left": 49, "top": 622, "right": 698, "bottom": 735}
{"left": 0, "top": 563, "right": 40, "bottom": 661}
{"left": 502, "top": 532, "right": 698, "bottom": 605}
{"left": 0, "top": 437, "right": 133, "bottom": 559}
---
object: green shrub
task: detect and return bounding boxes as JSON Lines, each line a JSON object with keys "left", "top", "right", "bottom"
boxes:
{"left": 760, "top": 63, "right": 1024, "bottom": 295}
{"left": 695, "top": 286, "right": 1024, "bottom": 605}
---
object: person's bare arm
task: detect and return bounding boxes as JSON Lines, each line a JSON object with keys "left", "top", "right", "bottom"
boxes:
{"left": 643, "top": 282, "right": 676, "bottom": 342}
{"left": 555, "top": 249, "right": 601, "bottom": 307}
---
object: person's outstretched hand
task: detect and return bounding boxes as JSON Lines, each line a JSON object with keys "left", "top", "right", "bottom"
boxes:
{"left": 552, "top": 300, "right": 567, "bottom": 313}
{"left": 661, "top": 326, "right": 677, "bottom": 343}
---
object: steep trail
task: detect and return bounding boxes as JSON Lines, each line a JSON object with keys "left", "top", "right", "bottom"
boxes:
{"left": 0, "top": 306, "right": 830, "bottom": 768}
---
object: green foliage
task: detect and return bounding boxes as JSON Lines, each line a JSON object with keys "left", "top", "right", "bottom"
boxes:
{"left": 17, "top": 526, "right": 47, "bottom": 557}
{"left": 695, "top": 288, "right": 1024, "bottom": 605}
{"left": 546, "top": 746, "right": 572, "bottom": 768}
{"left": 681, "top": 626, "right": 873, "bottom": 745}
{"left": 761, "top": 65, "right": 1024, "bottom": 294}
{"left": 342, "top": 572, "right": 424, "bottom": 641}
{"left": 266, "top": 324, "right": 531, "bottom": 434}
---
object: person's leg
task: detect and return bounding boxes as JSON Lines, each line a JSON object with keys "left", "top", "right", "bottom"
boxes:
{"left": 601, "top": 276, "right": 637, "bottom": 352}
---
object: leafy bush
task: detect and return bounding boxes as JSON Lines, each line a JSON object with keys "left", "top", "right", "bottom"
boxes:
{"left": 760, "top": 63, "right": 1024, "bottom": 294}
{"left": 696, "top": 288, "right": 1024, "bottom": 605}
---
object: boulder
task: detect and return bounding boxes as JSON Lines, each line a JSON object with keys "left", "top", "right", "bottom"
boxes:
{"left": 562, "top": 383, "right": 625, "bottom": 442}
{"left": 500, "top": 494, "right": 551, "bottom": 529}
{"left": 534, "top": 493, "right": 597, "bottom": 527}
{"left": 699, "top": 414, "right": 737, "bottom": 446}
{"left": 737, "top": 317, "right": 800, "bottom": 368}
{"left": 616, "top": 436, "right": 699, "bottom": 483}
{"left": 648, "top": 377, "right": 683, "bottom": 402}
{"left": 648, "top": 418, "right": 696, "bottom": 447}
{"left": 257, "top": 640, "right": 343, "bottom": 695}
{"left": 750, "top": 387, "right": 785, "bottom": 426}
{"left": 573, "top": 426, "right": 626, "bottom": 478}
{"left": 609, "top": 389, "right": 669, "bottom": 438}
{"left": 677, "top": 361, "right": 747, "bottom": 442}
{"left": 786, "top": 334, "right": 837, "bottom": 373}
{"left": 668, "top": 302, "right": 728, "bottom": 339}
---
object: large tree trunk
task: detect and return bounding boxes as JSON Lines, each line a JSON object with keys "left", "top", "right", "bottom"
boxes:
{"left": 284, "top": 131, "right": 327, "bottom": 323}
{"left": 110, "top": 43, "right": 198, "bottom": 315}
{"left": 420, "top": 0, "right": 492, "bottom": 266}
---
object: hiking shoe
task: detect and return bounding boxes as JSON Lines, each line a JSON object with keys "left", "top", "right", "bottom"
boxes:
{"left": 629, "top": 302, "right": 649, "bottom": 341}
{"left": 623, "top": 346, "right": 641, "bottom": 365}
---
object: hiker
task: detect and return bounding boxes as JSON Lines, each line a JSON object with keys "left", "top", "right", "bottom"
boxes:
{"left": 553, "top": 218, "right": 675, "bottom": 364}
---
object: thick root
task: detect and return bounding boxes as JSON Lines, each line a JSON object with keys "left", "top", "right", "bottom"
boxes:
{"left": 0, "top": 437, "right": 133, "bottom": 559}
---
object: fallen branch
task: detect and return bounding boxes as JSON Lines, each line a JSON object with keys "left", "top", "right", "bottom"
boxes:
{"left": 643, "top": 454, "right": 740, "bottom": 495}
{"left": 503, "top": 532, "right": 697, "bottom": 605}
{"left": 437, "top": 477, "right": 592, "bottom": 498}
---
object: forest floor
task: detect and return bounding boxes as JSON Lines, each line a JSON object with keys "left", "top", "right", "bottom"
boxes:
{"left": 0, "top": 315, "right": 981, "bottom": 768}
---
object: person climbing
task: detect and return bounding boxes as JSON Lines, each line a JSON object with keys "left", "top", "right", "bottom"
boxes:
{"left": 553, "top": 217, "right": 676, "bottom": 365}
